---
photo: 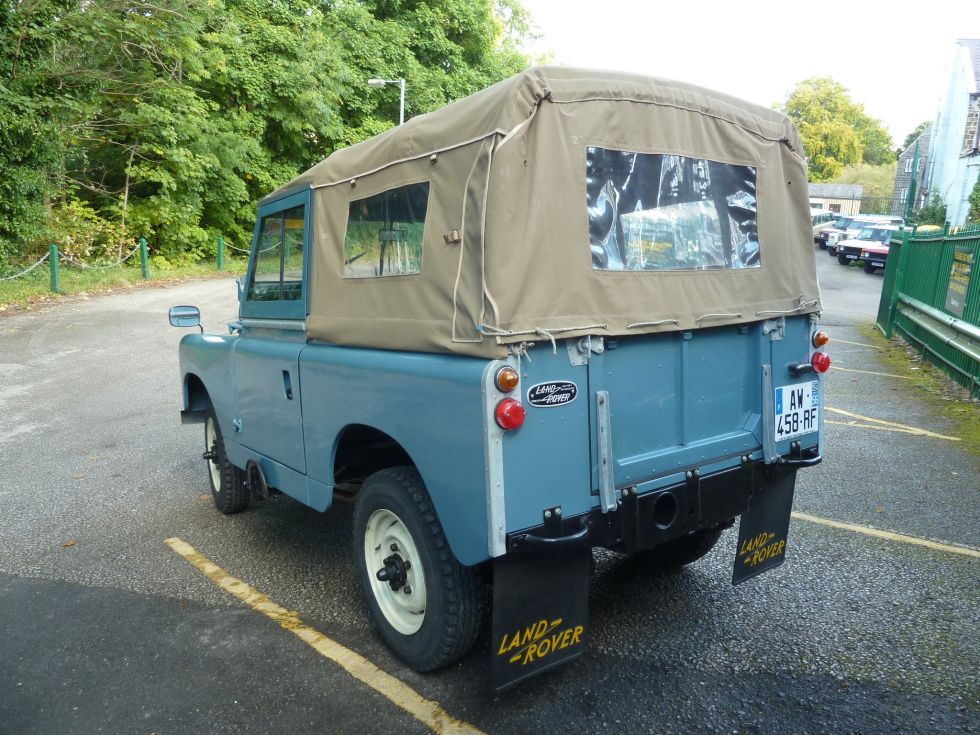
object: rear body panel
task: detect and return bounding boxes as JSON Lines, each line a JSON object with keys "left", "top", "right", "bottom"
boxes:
{"left": 500, "top": 316, "right": 821, "bottom": 540}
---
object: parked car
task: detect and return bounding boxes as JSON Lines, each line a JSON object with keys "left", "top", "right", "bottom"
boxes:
{"left": 816, "top": 216, "right": 853, "bottom": 249}
{"left": 860, "top": 242, "right": 890, "bottom": 273}
{"left": 823, "top": 215, "right": 904, "bottom": 254}
{"left": 835, "top": 226, "right": 899, "bottom": 265}
{"left": 811, "top": 210, "right": 837, "bottom": 244}
{"left": 168, "top": 66, "right": 829, "bottom": 691}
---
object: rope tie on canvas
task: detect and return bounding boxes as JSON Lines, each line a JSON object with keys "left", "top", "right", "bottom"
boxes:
{"left": 478, "top": 323, "right": 607, "bottom": 354}
{"left": 755, "top": 296, "right": 820, "bottom": 317}
{"left": 695, "top": 312, "right": 741, "bottom": 324}
{"left": 625, "top": 319, "right": 680, "bottom": 329}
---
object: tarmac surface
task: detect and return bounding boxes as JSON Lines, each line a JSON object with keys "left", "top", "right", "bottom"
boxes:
{"left": 0, "top": 254, "right": 977, "bottom": 734}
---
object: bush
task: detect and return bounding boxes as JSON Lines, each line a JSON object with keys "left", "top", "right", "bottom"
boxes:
{"left": 915, "top": 190, "right": 947, "bottom": 227}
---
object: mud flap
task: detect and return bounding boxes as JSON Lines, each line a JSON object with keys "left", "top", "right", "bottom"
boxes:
{"left": 491, "top": 548, "right": 591, "bottom": 692}
{"left": 732, "top": 470, "right": 797, "bottom": 585}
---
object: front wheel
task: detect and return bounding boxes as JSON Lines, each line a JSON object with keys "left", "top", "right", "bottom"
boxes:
{"left": 353, "top": 467, "right": 483, "bottom": 671}
{"left": 838, "top": 254, "right": 850, "bottom": 265}
{"left": 204, "top": 409, "right": 248, "bottom": 514}
{"left": 632, "top": 527, "right": 724, "bottom": 569}
{"left": 863, "top": 262, "right": 876, "bottom": 274}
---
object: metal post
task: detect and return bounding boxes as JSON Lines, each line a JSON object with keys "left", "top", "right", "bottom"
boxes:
{"left": 398, "top": 79, "right": 405, "bottom": 125}
{"left": 217, "top": 235, "right": 225, "bottom": 271}
{"left": 904, "top": 140, "right": 920, "bottom": 222}
{"left": 49, "top": 244, "right": 60, "bottom": 294}
{"left": 139, "top": 237, "right": 149, "bottom": 280}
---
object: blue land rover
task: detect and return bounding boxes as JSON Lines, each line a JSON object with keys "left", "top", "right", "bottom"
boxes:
{"left": 170, "top": 66, "right": 830, "bottom": 691}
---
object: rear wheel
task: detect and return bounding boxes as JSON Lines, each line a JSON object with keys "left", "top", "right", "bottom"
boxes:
{"left": 353, "top": 467, "right": 482, "bottom": 671}
{"left": 204, "top": 409, "right": 248, "bottom": 514}
{"left": 632, "top": 527, "right": 724, "bottom": 569}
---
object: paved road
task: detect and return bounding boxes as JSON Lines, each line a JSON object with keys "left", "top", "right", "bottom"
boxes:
{"left": 1, "top": 256, "right": 977, "bottom": 734}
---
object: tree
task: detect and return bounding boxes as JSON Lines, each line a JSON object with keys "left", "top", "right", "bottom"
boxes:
{"left": 0, "top": 0, "right": 535, "bottom": 268}
{"left": 779, "top": 78, "right": 896, "bottom": 182}
{"left": 916, "top": 190, "right": 946, "bottom": 226}
{"left": 967, "top": 178, "right": 980, "bottom": 224}
{"left": 900, "top": 121, "right": 931, "bottom": 152}
{"left": 831, "top": 162, "right": 897, "bottom": 199}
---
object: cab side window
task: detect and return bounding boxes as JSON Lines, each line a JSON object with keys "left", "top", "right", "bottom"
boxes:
{"left": 248, "top": 204, "right": 305, "bottom": 302}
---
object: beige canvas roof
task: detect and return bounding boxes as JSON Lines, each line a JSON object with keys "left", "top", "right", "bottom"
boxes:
{"left": 266, "top": 66, "right": 821, "bottom": 357}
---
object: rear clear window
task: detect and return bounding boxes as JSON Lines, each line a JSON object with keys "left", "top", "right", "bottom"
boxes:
{"left": 587, "top": 148, "right": 759, "bottom": 271}
{"left": 343, "top": 182, "right": 430, "bottom": 278}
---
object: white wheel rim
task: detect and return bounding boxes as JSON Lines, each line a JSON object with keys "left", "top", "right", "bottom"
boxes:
{"left": 205, "top": 417, "right": 222, "bottom": 493}
{"left": 364, "top": 509, "right": 426, "bottom": 635}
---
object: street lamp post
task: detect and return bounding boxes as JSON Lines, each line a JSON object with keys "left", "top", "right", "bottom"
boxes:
{"left": 367, "top": 78, "right": 405, "bottom": 125}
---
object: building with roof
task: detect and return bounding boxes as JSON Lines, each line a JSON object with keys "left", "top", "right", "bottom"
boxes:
{"left": 808, "top": 183, "right": 863, "bottom": 215}
{"left": 891, "top": 124, "right": 931, "bottom": 217}
{"left": 927, "top": 39, "right": 980, "bottom": 225}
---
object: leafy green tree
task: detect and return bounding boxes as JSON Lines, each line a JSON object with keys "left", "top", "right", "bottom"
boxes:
{"left": 0, "top": 0, "right": 73, "bottom": 267}
{"left": 831, "top": 162, "right": 897, "bottom": 199}
{"left": 900, "top": 120, "right": 931, "bottom": 153}
{"left": 0, "top": 0, "right": 534, "bottom": 266}
{"left": 967, "top": 179, "right": 980, "bottom": 224}
{"left": 915, "top": 190, "right": 947, "bottom": 226}
{"left": 780, "top": 78, "right": 896, "bottom": 182}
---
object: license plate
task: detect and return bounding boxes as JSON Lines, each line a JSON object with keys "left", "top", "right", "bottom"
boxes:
{"left": 774, "top": 381, "right": 819, "bottom": 440}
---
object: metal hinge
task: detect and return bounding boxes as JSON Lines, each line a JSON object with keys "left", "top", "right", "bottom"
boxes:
{"left": 565, "top": 335, "right": 604, "bottom": 366}
{"left": 762, "top": 317, "right": 785, "bottom": 341}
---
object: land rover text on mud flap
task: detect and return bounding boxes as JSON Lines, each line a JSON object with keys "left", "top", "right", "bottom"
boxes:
{"left": 169, "top": 66, "right": 830, "bottom": 692}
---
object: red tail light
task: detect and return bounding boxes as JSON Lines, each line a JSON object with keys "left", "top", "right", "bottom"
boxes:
{"left": 811, "top": 351, "right": 831, "bottom": 373}
{"left": 495, "top": 398, "right": 526, "bottom": 430}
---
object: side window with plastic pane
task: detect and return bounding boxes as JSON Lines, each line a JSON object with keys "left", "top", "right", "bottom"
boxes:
{"left": 247, "top": 205, "right": 305, "bottom": 302}
{"left": 282, "top": 206, "right": 305, "bottom": 300}
{"left": 343, "top": 182, "right": 429, "bottom": 278}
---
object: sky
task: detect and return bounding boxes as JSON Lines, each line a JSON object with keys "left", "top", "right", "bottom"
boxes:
{"left": 518, "top": 0, "right": 980, "bottom": 148}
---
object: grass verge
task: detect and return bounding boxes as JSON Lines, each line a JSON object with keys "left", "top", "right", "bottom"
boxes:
{"left": 0, "top": 258, "right": 247, "bottom": 314}
{"left": 858, "top": 324, "right": 980, "bottom": 462}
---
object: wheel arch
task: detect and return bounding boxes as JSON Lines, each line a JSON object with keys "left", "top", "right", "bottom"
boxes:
{"left": 332, "top": 423, "right": 415, "bottom": 491}
{"left": 330, "top": 422, "right": 489, "bottom": 567}
{"left": 181, "top": 373, "right": 211, "bottom": 424}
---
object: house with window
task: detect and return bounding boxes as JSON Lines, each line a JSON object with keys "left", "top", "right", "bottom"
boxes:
{"left": 927, "top": 39, "right": 980, "bottom": 225}
{"left": 891, "top": 124, "right": 931, "bottom": 216}
{"left": 808, "top": 183, "right": 863, "bottom": 215}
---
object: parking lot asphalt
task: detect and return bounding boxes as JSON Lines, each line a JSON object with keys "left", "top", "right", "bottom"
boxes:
{"left": 0, "top": 255, "right": 977, "bottom": 734}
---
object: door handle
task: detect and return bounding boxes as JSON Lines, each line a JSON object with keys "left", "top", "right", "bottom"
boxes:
{"left": 282, "top": 370, "right": 293, "bottom": 400}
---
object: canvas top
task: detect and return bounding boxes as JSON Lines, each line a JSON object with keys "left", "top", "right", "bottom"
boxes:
{"left": 262, "top": 66, "right": 821, "bottom": 358}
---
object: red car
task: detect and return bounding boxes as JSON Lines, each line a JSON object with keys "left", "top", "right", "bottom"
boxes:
{"left": 860, "top": 242, "right": 889, "bottom": 273}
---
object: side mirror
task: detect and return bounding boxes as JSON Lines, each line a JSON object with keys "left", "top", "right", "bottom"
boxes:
{"left": 168, "top": 305, "right": 202, "bottom": 331}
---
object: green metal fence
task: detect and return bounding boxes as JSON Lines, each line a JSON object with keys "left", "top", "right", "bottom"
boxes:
{"left": 876, "top": 223, "right": 980, "bottom": 396}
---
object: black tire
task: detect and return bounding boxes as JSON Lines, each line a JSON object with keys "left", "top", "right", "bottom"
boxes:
{"left": 837, "top": 254, "right": 849, "bottom": 265}
{"left": 353, "top": 467, "right": 482, "bottom": 672}
{"left": 632, "top": 527, "right": 723, "bottom": 569}
{"left": 863, "top": 262, "right": 876, "bottom": 274}
{"left": 204, "top": 408, "right": 248, "bottom": 514}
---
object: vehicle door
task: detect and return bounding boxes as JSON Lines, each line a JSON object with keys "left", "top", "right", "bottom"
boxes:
{"left": 233, "top": 190, "right": 311, "bottom": 473}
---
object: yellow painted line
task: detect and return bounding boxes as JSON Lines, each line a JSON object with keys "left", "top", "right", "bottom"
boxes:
{"left": 165, "top": 537, "right": 484, "bottom": 735}
{"left": 792, "top": 512, "right": 980, "bottom": 558}
{"left": 825, "top": 407, "right": 960, "bottom": 441}
{"left": 825, "top": 419, "right": 940, "bottom": 436}
{"left": 830, "top": 365, "right": 914, "bottom": 380}
{"left": 831, "top": 338, "right": 880, "bottom": 349}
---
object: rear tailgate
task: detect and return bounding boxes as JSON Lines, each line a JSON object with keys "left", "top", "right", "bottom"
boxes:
{"left": 586, "top": 316, "right": 819, "bottom": 497}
